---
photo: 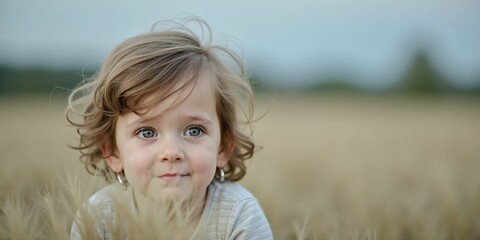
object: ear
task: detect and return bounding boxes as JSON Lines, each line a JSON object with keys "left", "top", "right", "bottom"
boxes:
{"left": 217, "top": 137, "right": 235, "bottom": 168}
{"left": 99, "top": 140, "right": 123, "bottom": 172}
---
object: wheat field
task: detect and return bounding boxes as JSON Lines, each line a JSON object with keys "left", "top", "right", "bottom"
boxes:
{"left": 1, "top": 94, "right": 479, "bottom": 239}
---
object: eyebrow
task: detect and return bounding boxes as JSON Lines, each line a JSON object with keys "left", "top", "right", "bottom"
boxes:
{"left": 126, "top": 114, "right": 213, "bottom": 128}
{"left": 126, "top": 117, "right": 154, "bottom": 129}
{"left": 184, "top": 115, "right": 213, "bottom": 125}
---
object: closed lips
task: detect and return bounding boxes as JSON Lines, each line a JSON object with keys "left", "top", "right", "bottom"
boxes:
{"left": 159, "top": 173, "right": 190, "bottom": 177}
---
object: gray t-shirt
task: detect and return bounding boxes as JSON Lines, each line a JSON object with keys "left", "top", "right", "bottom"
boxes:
{"left": 70, "top": 181, "right": 273, "bottom": 240}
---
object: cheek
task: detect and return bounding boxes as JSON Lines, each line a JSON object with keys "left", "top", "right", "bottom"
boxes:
{"left": 189, "top": 145, "right": 219, "bottom": 175}
{"left": 120, "top": 145, "right": 155, "bottom": 181}
{"left": 123, "top": 155, "right": 151, "bottom": 172}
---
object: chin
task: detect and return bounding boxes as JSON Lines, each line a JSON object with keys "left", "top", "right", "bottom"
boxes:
{"left": 151, "top": 188, "right": 188, "bottom": 203}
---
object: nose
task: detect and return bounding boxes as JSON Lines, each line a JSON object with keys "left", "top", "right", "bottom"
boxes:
{"left": 158, "top": 135, "right": 184, "bottom": 162}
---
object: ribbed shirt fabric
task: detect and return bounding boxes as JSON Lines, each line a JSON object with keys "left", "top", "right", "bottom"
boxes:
{"left": 70, "top": 181, "right": 273, "bottom": 240}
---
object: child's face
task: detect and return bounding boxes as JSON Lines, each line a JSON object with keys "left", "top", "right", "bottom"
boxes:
{"left": 104, "top": 72, "right": 229, "bottom": 202}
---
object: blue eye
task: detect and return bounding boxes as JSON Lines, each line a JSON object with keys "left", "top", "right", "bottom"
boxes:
{"left": 184, "top": 125, "right": 206, "bottom": 137}
{"left": 137, "top": 128, "right": 157, "bottom": 139}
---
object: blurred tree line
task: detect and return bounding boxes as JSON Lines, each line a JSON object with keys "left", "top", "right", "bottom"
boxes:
{"left": 0, "top": 66, "right": 92, "bottom": 96}
{"left": 394, "top": 48, "right": 480, "bottom": 95}
{"left": 0, "top": 48, "right": 479, "bottom": 96}
{"left": 303, "top": 48, "right": 480, "bottom": 95}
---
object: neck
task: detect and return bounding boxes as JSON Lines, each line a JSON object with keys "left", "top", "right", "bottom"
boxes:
{"left": 130, "top": 187, "right": 207, "bottom": 224}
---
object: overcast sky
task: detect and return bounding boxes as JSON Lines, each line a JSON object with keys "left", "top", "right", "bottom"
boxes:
{"left": 1, "top": 0, "right": 479, "bottom": 88}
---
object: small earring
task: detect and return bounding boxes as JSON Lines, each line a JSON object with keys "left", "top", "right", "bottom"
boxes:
{"left": 218, "top": 168, "right": 225, "bottom": 182}
{"left": 116, "top": 172, "right": 128, "bottom": 189}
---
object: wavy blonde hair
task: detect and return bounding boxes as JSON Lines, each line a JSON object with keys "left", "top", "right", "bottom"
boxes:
{"left": 67, "top": 19, "right": 254, "bottom": 183}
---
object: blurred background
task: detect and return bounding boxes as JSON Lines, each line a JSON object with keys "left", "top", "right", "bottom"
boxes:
{"left": 1, "top": 0, "right": 480, "bottom": 239}
{"left": 1, "top": 0, "right": 480, "bottom": 93}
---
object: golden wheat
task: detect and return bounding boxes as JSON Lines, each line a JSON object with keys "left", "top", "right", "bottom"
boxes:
{"left": 1, "top": 94, "right": 479, "bottom": 239}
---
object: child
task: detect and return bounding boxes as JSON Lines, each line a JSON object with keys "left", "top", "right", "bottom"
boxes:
{"left": 67, "top": 18, "right": 273, "bottom": 239}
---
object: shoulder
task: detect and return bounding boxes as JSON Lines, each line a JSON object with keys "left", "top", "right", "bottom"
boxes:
{"left": 70, "top": 184, "right": 127, "bottom": 240}
{"left": 210, "top": 181, "right": 256, "bottom": 203}
{"left": 87, "top": 184, "right": 121, "bottom": 206}
{"left": 208, "top": 181, "right": 266, "bottom": 218}
{"left": 203, "top": 181, "right": 273, "bottom": 240}
{"left": 86, "top": 183, "right": 134, "bottom": 220}
{"left": 80, "top": 184, "right": 124, "bottom": 224}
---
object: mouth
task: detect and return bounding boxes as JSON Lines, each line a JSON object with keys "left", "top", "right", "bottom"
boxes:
{"left": 158, "top": 173, "right": 190, "bottom": 181}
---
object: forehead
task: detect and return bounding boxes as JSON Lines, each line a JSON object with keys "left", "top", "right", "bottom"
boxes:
{"left": 133, "top": 69, "right": 217, "bottom": 118}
